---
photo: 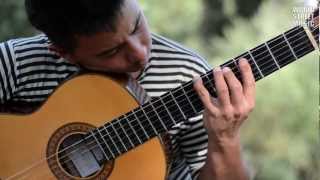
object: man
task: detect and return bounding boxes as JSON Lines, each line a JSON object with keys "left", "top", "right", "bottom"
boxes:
{"left": 0, "top": 0, "right": 255, "bottom": 179}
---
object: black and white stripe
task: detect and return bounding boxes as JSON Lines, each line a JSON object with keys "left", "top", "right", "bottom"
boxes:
{"left": 0, "top": 34, "right": 211, "bottom": 180}
{"left": 139, "top": 35, "right": 211, "bottom": 180}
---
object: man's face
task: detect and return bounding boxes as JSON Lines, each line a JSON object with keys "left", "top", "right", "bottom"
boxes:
{"left": 66, "top": 0, "right": 151, "bottom": 74}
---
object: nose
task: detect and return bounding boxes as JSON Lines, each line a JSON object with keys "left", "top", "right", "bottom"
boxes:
{"left": 126, "top": 37, "right": 148, "bottom": 64}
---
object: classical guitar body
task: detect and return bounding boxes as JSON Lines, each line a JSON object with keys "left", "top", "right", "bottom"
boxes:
{"left": 0, "top": 75, "right": 166, "bottom": 180}
{"left": 0, "top": 7, "right": 318, "bottom": 180}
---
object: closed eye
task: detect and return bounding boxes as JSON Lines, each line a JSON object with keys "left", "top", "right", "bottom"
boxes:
{"left": 131, "top": 12, "right": 142, "bottom": 35}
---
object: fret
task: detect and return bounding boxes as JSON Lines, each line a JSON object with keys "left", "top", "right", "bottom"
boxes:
{"left": 268, "top": 33, "right": 296, "bottom": 68}
{"left": 282, "top": 33, "right": 298, "bottom": 60}
{"left": 144, "top": 101, "right": 168, "bottom": 132}
{"left": 222, "top": 59, "right": 241, "bottom": 78}
{"left": 175, "top": 85, "right": 197, "bottom": 117}
{"left": 248, "top": 50, "right": 265, "bottom": 78}
{"left": 103, "top": 125, "right": 122, "bottom": 155}
{"left": 150, "top": 97, "right": 176, "bottom": 128}
{"left": 90, "top": 130, "right": 109, "bottom": 159}
{"left": 169, "top": 91, "right": 187, "bottom": 119}
{"left": 108, "top": 122, "right": 127, "bottom": 152}
{"left": 221, "top": 60, "right": 242, "bottom": 83}
{"left": 285, "top": 26, "right": 315, "bottom": 59}
{"left": 161, "top": 94, "right": 183, "bottom": 124}
{"left": 182, "top": 81, "right": 203, "bottom": 113}
{"left": 113, "top": 119, "right": 134, "bottom": 149}
{"left": 235, "top": 53, "right": 263, "bottom": 81}
{"left": 93, "top": 128, "right": 114, "bottom": 159}
{"left": 201, "top": 71, "right": 217, "bottom": 98}
{"left": 110, "top": 122, "right": 127, "bottom": 152}
{"left": 83, "top": 132, "right": 108, "bottom": 162}
{"left": 133, "top": 108, "right": 157, "bottom": 138}
{"left": 182, "top": 85, "right": 198, "bottom": 115}
{"left": 250, "top": 43, "right": 280, "bottom": 76}
{"left": 130, "top": 111, "right": 150, "bottom": 140}
{"left": 264, "top": 42, "right": 281, "bottom": 69}
{"left": 140, "top": 106, "right": 160, "bottom": 135}
{"left": 124, "top": 114, "right": 143, "bottom": 144}
{"left": 142, "top": 101, "right": 167, "bottom": 134}
{"left": 232, "top": 58, "right": 240, "bottom": 72}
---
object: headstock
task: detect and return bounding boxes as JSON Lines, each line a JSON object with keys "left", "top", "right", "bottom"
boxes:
{"left": 306, "top": 6, "right": 319, "bottom": 47}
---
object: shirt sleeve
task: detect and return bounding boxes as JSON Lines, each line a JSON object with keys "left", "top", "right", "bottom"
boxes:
{"left": 0, "top": 41, "right": 18, "bottom": 104}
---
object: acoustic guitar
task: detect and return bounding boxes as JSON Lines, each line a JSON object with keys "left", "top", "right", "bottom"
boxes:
{"left": 0, "top": 9, "right": 318, "bottom": 180}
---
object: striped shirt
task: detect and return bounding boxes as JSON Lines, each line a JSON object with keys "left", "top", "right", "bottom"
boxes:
{"left": 0, "top": 34, "right": 212, "bottom": 180}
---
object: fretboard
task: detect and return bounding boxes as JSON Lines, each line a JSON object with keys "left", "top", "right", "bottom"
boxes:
{"left": 86, "top": 25, "right": 318, "bottom": 161}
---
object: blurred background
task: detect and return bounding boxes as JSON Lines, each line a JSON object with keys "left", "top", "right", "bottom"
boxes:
{"left": 0, "top": 0, "right": 319, "bottom": 179}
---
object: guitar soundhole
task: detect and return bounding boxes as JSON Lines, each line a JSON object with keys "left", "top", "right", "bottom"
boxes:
{"left": 58, "top": 133, "right": 105, "bottom": 178}
{"left": 47, "top": 122, "right": 114, "bottom": 179}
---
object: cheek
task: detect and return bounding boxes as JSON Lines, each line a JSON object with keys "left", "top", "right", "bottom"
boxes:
{"left": 139, "top": 20, "right": 151, "bottom": 47}
{"left": 100, "top": 56, "right": 130, "bottom": 70}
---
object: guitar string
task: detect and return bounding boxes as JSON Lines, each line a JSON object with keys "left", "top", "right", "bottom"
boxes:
{"left": 20, "top": 30, "right": 319, "bottom": 180}
{"left": 49, "top": 25, "right": 320, "bottom": 168}
{"left": 6, "top": 24, "right": 318, "bottom": 179}
{"left": 56, "top": 26, "right": 319, "bottom": 167}
{"left": 42, "top": 24, "right": 320, "bottom": 173}
{"left": 84, "top": 25, "right": 316, "bottom": 142}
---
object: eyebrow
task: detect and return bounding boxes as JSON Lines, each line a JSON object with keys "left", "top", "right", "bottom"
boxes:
{"left": 96, "top": 12, "right": 142, "bottom": 57}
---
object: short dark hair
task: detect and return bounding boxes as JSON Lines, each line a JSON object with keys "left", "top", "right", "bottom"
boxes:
{"left": 25, "top": 0, "right": 125, "bottom": 52}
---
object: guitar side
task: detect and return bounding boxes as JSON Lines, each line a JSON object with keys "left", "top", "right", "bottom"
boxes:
{"left": 0, "top": 74, "right": 166, "bottom": 180}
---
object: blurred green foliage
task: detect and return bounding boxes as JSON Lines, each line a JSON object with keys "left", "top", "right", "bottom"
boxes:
{"left": 0, "top": 0, "right": 319, "bottom": 179}
{"left": 0, "top": 0, "right": 34, "bottom": 41}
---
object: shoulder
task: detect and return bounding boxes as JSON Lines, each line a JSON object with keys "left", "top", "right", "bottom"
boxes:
{"left": 149, "top": 34, "right": 211, "bottom": 79}
{"left": 5, "top": 34, "right": 78, "bottom": 72}
{"left": 8, "top": 34, "right": 50, "bottom": 51}
{"left": 7, "top": 34, "right": 55, "bottom": 60}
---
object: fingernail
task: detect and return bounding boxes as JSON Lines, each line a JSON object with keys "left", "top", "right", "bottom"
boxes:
{"left": 193, "top": 75, "right": 201, "bottom": 83}
{"left": 214, "top": 67, "right": 221, "bottom": 72}
{"left": 222, "top": 67, "right": 231, "bottom": 73}
{"left": 239, "top": 58, "right": 248, "bottom": 64}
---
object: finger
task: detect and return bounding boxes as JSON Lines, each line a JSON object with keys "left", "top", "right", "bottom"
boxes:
{"left": 222, "top": 67, "right": 244, "bottom": 106}
{"left": 213, "top": 67, "right": 231, "bottom": 107}
{"left": 239, "top": 58, "right": 256, "bottom": 104}
{"left": 193, "top": 76, "right": 219, "bottom": 114}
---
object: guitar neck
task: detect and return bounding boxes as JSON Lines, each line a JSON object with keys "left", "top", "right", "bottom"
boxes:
{"left": 86, "top": 25, "right": 318, "bottom": 162}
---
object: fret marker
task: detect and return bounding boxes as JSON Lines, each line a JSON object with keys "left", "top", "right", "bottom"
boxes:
{"left": 282, "top": 33, "right": 298, "bottom": 60}
{"left": 248, "top": 50, "right": 265, "bottom": 78}
{"left": 264, "top": 42, "right": 281, "bottom": 70}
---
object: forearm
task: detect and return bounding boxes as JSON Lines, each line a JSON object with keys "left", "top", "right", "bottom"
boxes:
{"left": 198, "top": 137, "right": 249, "bottom": 180}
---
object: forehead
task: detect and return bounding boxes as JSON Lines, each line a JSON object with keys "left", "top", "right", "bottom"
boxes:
{"left": 72, "top": 0, "right": 141, "bottom": 57}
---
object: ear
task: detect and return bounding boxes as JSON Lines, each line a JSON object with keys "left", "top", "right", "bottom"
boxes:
{"left": 48, "top": 44, "right": 77, "bottom": 64}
